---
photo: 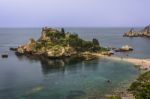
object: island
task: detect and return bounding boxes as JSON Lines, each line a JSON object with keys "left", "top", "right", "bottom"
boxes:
{"left": 15, "top": 27, "right": 108, "bottom": 59}
{"left": 13, "top": 27, "right": 150, "bottom": 69}
{"left": 123, "top": 25, "right": 150, "bottom": 37}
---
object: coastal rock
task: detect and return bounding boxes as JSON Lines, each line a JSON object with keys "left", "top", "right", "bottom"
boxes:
{"left": 47, "top": 46, "right": 77, "bottom": 58}
{"left": 10, "top": 47, "right": 17, "bottom": 51}
{"left": 123, "top": 25, "right": 150, "bottom": 37}
{"left": 120, "top": 45, "right": 133, "bottom": 51}
{"left": 102, "top": 51, "right": 114, "bottom": 56}
{"left": 115, "top": 45, "right": 133, "bottom": 52}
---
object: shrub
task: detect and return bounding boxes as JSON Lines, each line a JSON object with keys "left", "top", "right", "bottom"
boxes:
{"left": 61, "top": 28, "right": 65, "bottom": 37}
{"left": 129, "top": 71, "right": 150, "bottom": 99}
{"left": 92, "top": 38, "right": 100, "bottom": 46}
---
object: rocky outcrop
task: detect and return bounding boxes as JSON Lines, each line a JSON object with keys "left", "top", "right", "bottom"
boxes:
{"left": 46, "top": 46, "right": 77, "bottom": 58}
{"left": 15, "top": 27, "right": 106, "bottom": 59}
{"left": 120, "top": 45, "right": 133, "bottom": 51}
{"left": 115, "top": 45, "right": 133, "bottom": 52}
{"left": 123, "top": 25, "right": 150, "bottom": 37}
{"left": 16, "top": 41, "right": 77, "bottom": 58}
{"left": 101, "top": 51, "right": 114, "bottom": 56}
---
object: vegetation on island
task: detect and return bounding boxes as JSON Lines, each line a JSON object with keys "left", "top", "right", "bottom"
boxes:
{"left": 129, "top": 71, "right": 150, "bottom": 99}
{"left": 16, "top": 27, "right": 107, "bottom": 58}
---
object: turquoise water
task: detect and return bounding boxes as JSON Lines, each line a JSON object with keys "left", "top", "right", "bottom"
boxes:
{"left": 0, "top": 28, "right": 146, "bottom": 99}
{"left": 0, "top": 55, "right": 138, "bottom": 99}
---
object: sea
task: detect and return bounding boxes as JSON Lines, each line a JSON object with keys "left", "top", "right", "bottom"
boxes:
{"left": 0, "top": 27, "right": 149, "bottom": 99}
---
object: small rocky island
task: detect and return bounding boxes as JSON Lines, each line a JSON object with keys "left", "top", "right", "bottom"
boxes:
{"left": 115, "top": 45, "right": 133, "bottom": 52}
{"left": 15, "top": 27, "right": 107, "bottom": 59}
{"left": 123, "top": 25, "right": 150, "bottom": 37}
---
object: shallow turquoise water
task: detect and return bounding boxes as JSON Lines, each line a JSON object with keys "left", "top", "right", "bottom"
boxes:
{"left": 0, "top": 28, "right": 144, "bottom": 99}
{"left": 0, "top": 54, "right": 139, "bottom": 99}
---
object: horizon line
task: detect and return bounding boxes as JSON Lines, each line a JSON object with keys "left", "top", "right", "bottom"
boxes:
{"left": 0, "top": 26, "right": 146, "bottom": 28}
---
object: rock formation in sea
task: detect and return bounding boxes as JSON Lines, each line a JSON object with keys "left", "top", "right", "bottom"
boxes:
{"left": 123, "top": 25, "right": 150, "bottom": 37}
{"left": 15, "top": 27, "right": 107, "bottom": 59}
{"left": 115, "top": 45, "right": 133, "bottom": 52}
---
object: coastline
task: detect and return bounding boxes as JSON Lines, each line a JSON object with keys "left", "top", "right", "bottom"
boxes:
{"left": 92, "top": 53, "right": 150, "bottom": 70}
{"left": 92, "top": 53, "right": 150, "bottom": 99}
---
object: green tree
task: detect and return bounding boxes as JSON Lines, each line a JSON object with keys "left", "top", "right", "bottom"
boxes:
{"left": 92, "top": 38, "right": 100, "bottom": 46}
{"left": 61, "top": 28, "right": 65, "bottom": 37}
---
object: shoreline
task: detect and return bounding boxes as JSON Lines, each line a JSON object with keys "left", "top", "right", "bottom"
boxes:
{"left": 92, "top": 53, "right": 150, "bottom": 99}
{"left": 14, "top": 50, "right": 150, "bottom": 70}
{"left": 92, "top": 53, "right": 150, "bottom": 70}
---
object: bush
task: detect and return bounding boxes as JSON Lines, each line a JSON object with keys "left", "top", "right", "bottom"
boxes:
{"left": 129, "top": 71, "right": 150, "bottom": 99}
{"left": 61, "top": 28, "right": 65, "bottom": 37}
{"left": 92, "top": 38, "right": 100, "bottom": 46}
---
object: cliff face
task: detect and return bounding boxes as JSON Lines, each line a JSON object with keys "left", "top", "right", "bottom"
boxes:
{"left": 16, "top": 27, "right": 106, "bottom": 58}
{"left": 123, "top": 25, "right": 150, "bottom": 37}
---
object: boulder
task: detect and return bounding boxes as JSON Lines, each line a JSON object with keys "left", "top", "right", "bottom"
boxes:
{"left": 121, "top": 45, "right": 133, "bottom": 51}
{"left": 115, "top": 45, "right": 133, "bottom": 52}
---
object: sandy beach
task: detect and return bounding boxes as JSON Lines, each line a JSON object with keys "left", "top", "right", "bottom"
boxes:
{"left": 92, "top": 53, "right": 150, "bottom": 70}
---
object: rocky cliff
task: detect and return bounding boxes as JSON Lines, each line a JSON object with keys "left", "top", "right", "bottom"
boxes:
{"left": 123, "top": 25, "right": 150, "bottom": 37}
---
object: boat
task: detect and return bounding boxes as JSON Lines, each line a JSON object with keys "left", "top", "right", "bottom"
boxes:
{"left": 1, "top": 54, "right": 8, "bottom": 58}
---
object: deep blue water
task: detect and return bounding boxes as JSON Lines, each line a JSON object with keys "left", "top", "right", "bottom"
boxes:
{"left": 0, "top": 28, "right": 148, "bottom": 99}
